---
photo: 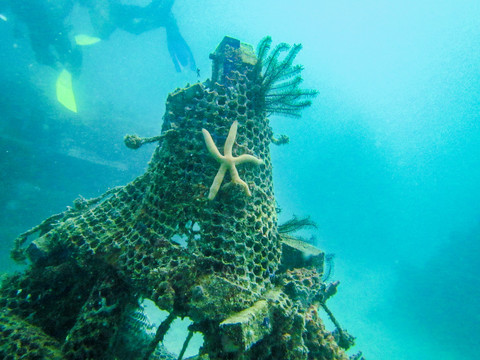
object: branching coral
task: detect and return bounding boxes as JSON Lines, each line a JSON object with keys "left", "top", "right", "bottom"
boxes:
{"left": 255, "top": 36, "right": 318, "bottom": 117}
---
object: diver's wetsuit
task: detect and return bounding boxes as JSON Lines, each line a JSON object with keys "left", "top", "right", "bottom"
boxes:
{"left": 79, "top": 0, "right": 196, "bottom": 72}
{"left": 6, "top": 0, "right": 195, "bottom": 73}
{"left": 8, "top": 0, "right": 82, "bottom": 74}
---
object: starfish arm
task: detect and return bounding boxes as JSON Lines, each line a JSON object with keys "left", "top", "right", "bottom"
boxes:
{"left": 235, "top": 154, "right": 264, "bottom": 165}
{"left": 224, "top": 121, "right": 238, "bottom": 157}
{"left": 202, "top": 128, "right": 223, "bottom": 161}
{"left": 208, "top": 163, "right": 228, "bottom": 200}
{"left": 229, "top": 165, "right": 252, "bottom": 196}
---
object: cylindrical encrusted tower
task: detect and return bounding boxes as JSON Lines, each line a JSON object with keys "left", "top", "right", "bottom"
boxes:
{"left": 142, "top": 35, "right": 282, "bottom": 313}
{"left": 1, "top": 37, "right": 354, "bottom": 360}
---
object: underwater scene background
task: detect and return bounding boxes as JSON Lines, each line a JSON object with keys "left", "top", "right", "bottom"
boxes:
{"left": 1, "top": 0, "right": 480, "bottom": 359}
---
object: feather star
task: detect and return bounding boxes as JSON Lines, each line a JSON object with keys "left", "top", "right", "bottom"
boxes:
{"left": 202, "top": 121, "right": 263, "bottom": 200}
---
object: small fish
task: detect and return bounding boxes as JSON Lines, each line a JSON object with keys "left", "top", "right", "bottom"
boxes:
{"left": 322, "top": 253, "right": 335, "bottom": 282}
{"left": 0, "top": 14, "right": 7, "bottom": 22}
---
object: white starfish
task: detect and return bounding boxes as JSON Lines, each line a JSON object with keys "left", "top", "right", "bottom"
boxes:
{"left": 202, "top": 121, "right": 263, "bottom": 200}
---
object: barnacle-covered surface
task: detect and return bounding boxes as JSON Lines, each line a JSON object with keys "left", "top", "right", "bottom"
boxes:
{"left": 0, "top": 308, "right": 64, "bottom": 360}
{"left": 0, "top": 36, "right": 356, "bottom": 359}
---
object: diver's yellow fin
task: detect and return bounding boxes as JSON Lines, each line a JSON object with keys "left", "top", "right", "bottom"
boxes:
{"left": 75, "top": 34, "right": 101, "bottom": 46}
{"left": 56, "top": 69, "right": 77, "bottom": 113}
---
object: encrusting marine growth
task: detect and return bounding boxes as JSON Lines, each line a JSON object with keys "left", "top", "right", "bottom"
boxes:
{"left": 0, "top": 36, "right": 363, "bottom": 360}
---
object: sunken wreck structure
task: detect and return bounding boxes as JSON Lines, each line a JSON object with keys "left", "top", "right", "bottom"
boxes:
{"left": 0, "top": 36, "right": 361, "bottom": 360}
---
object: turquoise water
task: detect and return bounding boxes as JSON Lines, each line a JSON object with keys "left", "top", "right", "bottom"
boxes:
{"left": 1, "top": 1, "right": 480, "bottom": 359}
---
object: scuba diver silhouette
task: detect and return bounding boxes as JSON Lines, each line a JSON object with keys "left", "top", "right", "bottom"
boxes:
{"left": 2, "top": 0, "right": 196, "bottom": 111}
{"left": 2, "top": 0, "right": 195, "bottom": 73}
{"left": 3, "top": 0, "right": 82, "bottom": 75}
{"left": 79, "top": 0, "right": 196, "bottom": 72}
